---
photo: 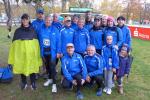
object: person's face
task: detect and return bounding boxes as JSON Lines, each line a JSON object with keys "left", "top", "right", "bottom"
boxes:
{"left": 73, "top": 17, "right": 78, "bottom": 24}
{"left": 87, "top": 46, "right": 95, "bottom": 56}
{"left": 86, "top": 12, "right": 92, "bottom": 20}
{"left": 107, "top": 20, "right": 114, "bottom": 27}
{"left": 45, "top": 17, "right": 52, "bottom": 27}
{"left": 37, "top": 13, "right": 44, "bottom": 20}
{"left": 102, "top": 18, "right": 107, "bottom": 26}
{"left": 120, "top": 50, "right": 127, "bottom": 57}
{"left": 53, "top": 15, "right": 58, "bottom": 22}
{"left": 78, "top": 20, "right": 84, "bottom": 28}
{"left": 94, "top": 19, "right": 101, "bottom": 27}
{"left": 65, "top": 20, "right": 71, "bottom": 27}
{"left": 21, "top": 18, "right": 29, "bottom": 27}
{"left": 67, "top": 46, "right": 75, "bottom": 55}
{"left": 106, "top": 36, "right": 113, "bottom": 45}
{"left": 117, "top": 19, "right": 125, "bottom": 26}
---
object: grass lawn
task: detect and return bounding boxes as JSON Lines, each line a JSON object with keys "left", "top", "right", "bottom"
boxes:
{"left": 0, "top": 26, "right": 150, "bottom": 100}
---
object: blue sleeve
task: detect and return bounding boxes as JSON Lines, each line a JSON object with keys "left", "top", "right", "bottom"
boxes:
{"left": 112, "top": 48, "right": 119, "bottom": 69}
{"left": 56, "top": 28, "right": 61, "bottom": 53}
{"left": 88, "top": 56, "right": 103, "bottom": 77}
{"left": 79, "top": 55, "right": 87, "bottom": 79}
{"left": 101, "top": 48, "right": 106, "bottom": 69}
{"left": 61, "top": 58, "right": 73, "bottom": 82}
{"left": 117, "top": 28, "right": 123, "bottom": 47}
{"left": 38, "top": 29, "right": 44, "bottom": 57}
{"left": 126, "top": 28, "right": 132, "bottom": 48}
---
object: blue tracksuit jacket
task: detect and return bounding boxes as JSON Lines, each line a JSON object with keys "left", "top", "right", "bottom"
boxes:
{"left": 38, "top": 24, "right": 61, "bottom": 60}
{"left": 102, "top": 44, "right": 119, "bottom": 70}
{"left": 84, "top": 54, "right": 104, "bottom": 77}
{"left": 52, "top": 21, "right": 62, "bottom": 31}
{"left": 74, "top": 27, "right": 90, "bottom": 53}
{"left": 61, "top": 53, "right": 87, "bottom": 82}
{"left": 60, "top": 26, "right": 75, "bottom": 54}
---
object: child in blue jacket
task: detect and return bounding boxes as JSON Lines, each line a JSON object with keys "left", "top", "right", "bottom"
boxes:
{"left": 102, "top": 35, "right": 119, "bottom": 95}
{"left": 84, "top": 45, "right": 104, "bottom": 96}
{"left": 116, "top": 44, "right": 131, "bottom": 94}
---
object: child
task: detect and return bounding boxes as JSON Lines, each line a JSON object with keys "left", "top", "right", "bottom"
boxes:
{"left": 102, "top": 35, "right": 119, "bottom": 95}
{"left": 84, "top": 45, "right": 104, "bottom": 96}
{"left": 116, "top": 44, "right": 131, "bottom": 94}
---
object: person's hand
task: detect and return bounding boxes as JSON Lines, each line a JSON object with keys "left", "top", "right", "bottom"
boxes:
{"left": 86, "top": 76, "right": 91, "bottom": 83}
{"left": 124, "top": 74, "right": 128, "bottom": 77}
{"left": 72, "top": 80, "right": 77, "bottom": 86}
{"left": 81, "top": 79, "right": 85, "bottom": 85}
{"left": 114, "top": 74, "right": 117, "bottom": 80}
{"left": 112, "top": 68, "right": 116, "bottom": 73}
{"left": 57, "top": 53, "right": 61, "bottom": 58}
{"left": 114, "top": 45, "right": 118, "bottom": 50}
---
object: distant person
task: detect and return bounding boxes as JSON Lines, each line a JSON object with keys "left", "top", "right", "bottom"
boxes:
{"left": 61, "top": 43, "right": 87, "bottom": 100}
{"left": 52, "top": 13, "right": 63, "bottom": 31}
{"left": 74, "top": 17, "right": 90, "bottom": 58}
{"left": 8, "top": 13, "right": 42, "bottom": 90}
{"left": 89, "top": 15, "right": 104, "bottom": 55}
{"left": 84, "top": 11, "right": 93, "bottom": 31}
{"left": 102, "top": 35, "right": 119, "bottom": 95}
{"left": 117, "top": 16, "right": 132, "bottom": 48}
{"left": 71, "top": 14, "right": 79, "bottom": 30}
{"left": 38, "top": 15, "right": 61, "bottom": 93}
{"left": 101, "top": 15, "right": 108, "bottom": 28}
{"left": 60, "top": 16, "right": 75, "bottom": 55}
{"left": 103, "top": 16, "right": 123, "bottom": 50}
{"left": 32, "top": 8, "right": 44, "bottom": 36}
{"left": 84, "top": 45, "right": 104, "bottom": 96}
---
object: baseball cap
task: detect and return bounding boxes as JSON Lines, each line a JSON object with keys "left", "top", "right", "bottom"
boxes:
{"left": 66, "top": 43, "right": 74, "bottom": 47}
{"left": 65, "top": 16, "right": 71, "bottom": 21}
{"left": 36, "top": 8, "right": 44, "bottom": 14}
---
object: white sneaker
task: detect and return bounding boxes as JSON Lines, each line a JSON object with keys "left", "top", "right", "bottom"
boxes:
{"left": 103, "top": 87, "right": 107, "bottom": 93}
{"left": 106, "top": 88, "right": 112, "bottom": 95}
{"left": 52, "top": 84, "right": 57, "bottom": 93}
{"left": 43, "top": 79, "right": 53, "bottom": 87}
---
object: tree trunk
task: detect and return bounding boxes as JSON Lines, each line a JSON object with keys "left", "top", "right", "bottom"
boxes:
{"left": 3, "top": 0, "right": 12, "bottom": 38}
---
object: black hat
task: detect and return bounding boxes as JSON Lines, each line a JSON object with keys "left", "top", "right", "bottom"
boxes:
{"left": 117, "top": 16, "right": 126, "bottom": 21}
{"left": 21, "top": 13, "right": 30, "bottom": 20}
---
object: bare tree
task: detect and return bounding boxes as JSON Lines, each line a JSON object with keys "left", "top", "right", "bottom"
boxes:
{"left": 3, "top": 0, "right": 12, "bottom": 38}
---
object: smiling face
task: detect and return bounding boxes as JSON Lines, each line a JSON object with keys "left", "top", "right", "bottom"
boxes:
{"left": 87, "top": 45, "right": 96, "bottom": 56}
{"left": 65, "top": 20, "right": 71, "bottom": 27}
{"left": 67, "top": 46, "right": 75, "bottom": 56}
{"left": 78, "top": 18, "right": 85, "bottom": 28}
{"left": 107, "top": 20, "right": 114, "bottom": 27}
{"left": 37, "top": 13, "right": 44, "bottom": 20}
{"left": 117, "top": 19, "right": 125, "bottom": 26}
{"left": 94, "top": 19, "right": 101, "bottom": 27}
{"left": 45, "top": 16, "right": 52, "bottom": 27}
{"left": 21, "top": 18, "right": 30, "bottom": 27}
{"left": 106, "top": 35, "right": 113, "bottom": 45}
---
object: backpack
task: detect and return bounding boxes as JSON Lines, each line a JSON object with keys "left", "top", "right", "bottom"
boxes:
{"left": 0, "top": 65, "right": 13, "bottom": 83}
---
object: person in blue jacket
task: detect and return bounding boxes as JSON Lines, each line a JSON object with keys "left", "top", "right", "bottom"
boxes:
{"left": 103, "top": 16, "right": 123, "bottom": 50}
{"left": 61, "top": 43, "right": 87, "bottom": 100}
{"left": 84, "top": 45, "right": 104, "bottom": 96}
{"left": 60, "top": 16, "right": 75, "bottom": 55}
{"left": 74, "top": 17, "right": 90, "bottom": 58}
{"left": 32, "top": 8, "right": 44, "bottom": 36}
{"left": 71, "top": 14, "right": 79, "bottom": 30}
{"left": 89, "top": 15, "right": 104, "bottom": 55}
{"left": 102, "top": 35, "right": 119, "bottom": 95}
{"left": 84, "top": 11, "right": 93, "bottom": 31}
{"left": 38, "top": 15, "right": 61, "bottom": 93}
{"left": 116, "top": 44, "right": 131, "bottom": 94}
{"left": 117, "top": 16, "right": 132, "bottom": 48}
{"left": 52, "top": 13, "right": 63, "bottom": 31}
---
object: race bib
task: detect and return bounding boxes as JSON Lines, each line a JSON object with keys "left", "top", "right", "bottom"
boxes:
{"left": 43, "top": 39, "right": 50, "bottom": 46}
{"left": 108, "top": 57, "right": 112, "bottom": 66}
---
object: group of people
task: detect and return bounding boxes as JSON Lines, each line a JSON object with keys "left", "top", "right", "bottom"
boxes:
{"left": 8, "top": 8, "right": 132, "bottom": 99}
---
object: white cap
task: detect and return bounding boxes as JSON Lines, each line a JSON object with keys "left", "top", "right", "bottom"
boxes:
{"left": 66, "top": 43, "right": 74, "bottom": 47}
